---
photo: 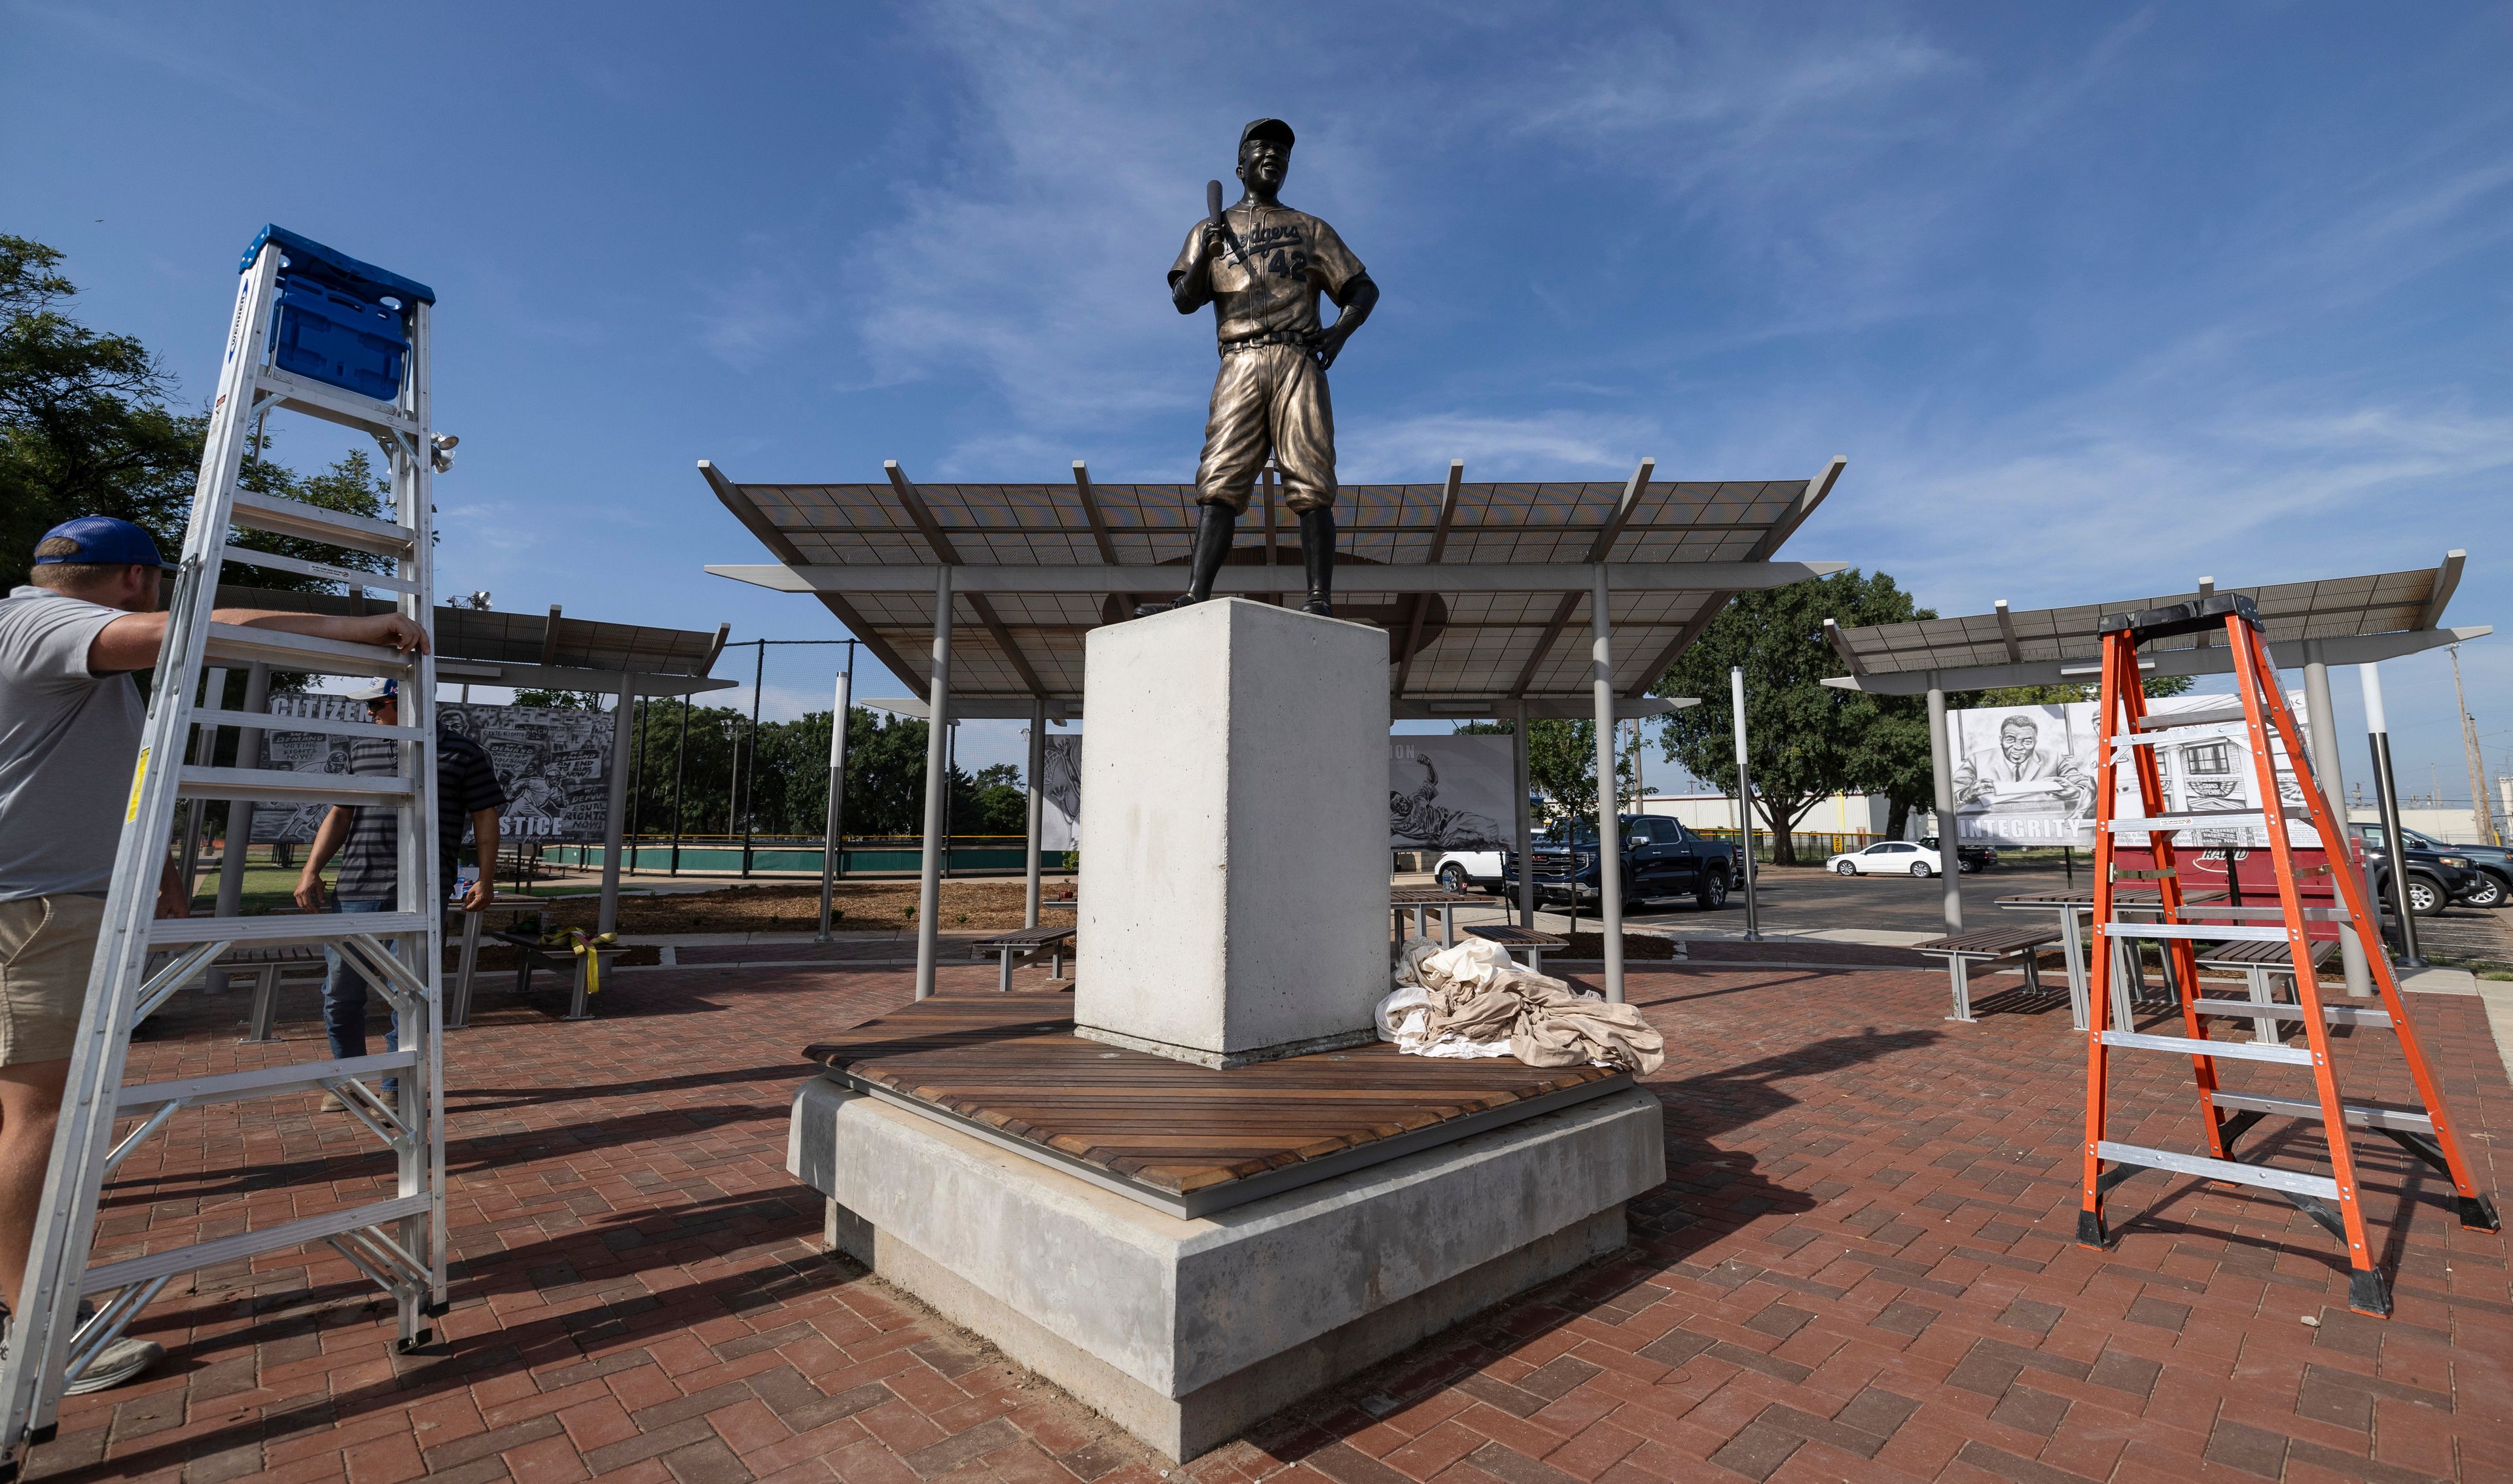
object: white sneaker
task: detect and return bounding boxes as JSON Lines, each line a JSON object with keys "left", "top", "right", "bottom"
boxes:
{"left": 0, "top": 1315, "right": 166, "bottom": 1394}
{"left": 64, "top": 1335, "right": 164, "bottom": 1394}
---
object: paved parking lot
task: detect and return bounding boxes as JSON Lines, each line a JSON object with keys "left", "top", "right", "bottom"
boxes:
{"left": 1438, "top": 862, "right": 2513, "bottom": 970}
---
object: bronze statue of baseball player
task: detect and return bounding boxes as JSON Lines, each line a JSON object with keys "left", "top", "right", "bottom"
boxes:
{"left": 1147, "top": 118, "right": 1378, "bottom": 618}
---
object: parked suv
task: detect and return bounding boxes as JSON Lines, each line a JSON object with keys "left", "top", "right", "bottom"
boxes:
{"left": 2349, "top": 826, "right": 2482, "bottom": 917}
{"left": 1921, "top": 836, "right": 2000, "bottom": 873}
{"left": 2362, "top": 823, "right": 2510, "bottom": 910}
{"left": 1501, "top": 814, "right": 1740, "bottom": 911}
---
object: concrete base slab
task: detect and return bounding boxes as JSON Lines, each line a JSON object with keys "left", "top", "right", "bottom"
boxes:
{"left": 2400, "top": 965, "right": 2481, "bottom": 995}
{"left": 789, "top": 1076, "right": 1664, "bottom": 1460}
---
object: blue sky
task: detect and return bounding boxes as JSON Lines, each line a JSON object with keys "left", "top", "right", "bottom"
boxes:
{"left": 7, "top": 3, "right": 2508, "bottom": 813}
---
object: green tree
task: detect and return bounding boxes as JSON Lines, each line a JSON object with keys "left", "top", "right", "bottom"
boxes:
{"left": 969, "top": 763, "right": 1028, "bottom": 834}
{"left": 1, "top": 236, "right": 203, "bottom": 586}
{"left": 1653, "top": 571, "right": 1935, "bottom": 865}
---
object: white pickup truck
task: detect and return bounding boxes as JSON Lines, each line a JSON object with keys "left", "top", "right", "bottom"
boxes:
{"left": 1430, "top": 848, "right": 1506, "bottom": 894}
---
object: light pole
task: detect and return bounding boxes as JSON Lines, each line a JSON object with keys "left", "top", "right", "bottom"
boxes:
{"left": 2361, "top": 663, "right": 2421, "bottom": 966}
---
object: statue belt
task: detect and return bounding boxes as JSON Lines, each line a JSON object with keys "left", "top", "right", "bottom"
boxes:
{"left": 1219, "top": 331, "right": 1318, "bottom": 357}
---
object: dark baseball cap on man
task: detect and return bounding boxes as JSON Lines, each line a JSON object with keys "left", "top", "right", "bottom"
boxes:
{"left": 33, "top": 516, "right": 170, "bottom": 569}
{"left": 1240, "top": 118, "right": 1294, "bottom": 149}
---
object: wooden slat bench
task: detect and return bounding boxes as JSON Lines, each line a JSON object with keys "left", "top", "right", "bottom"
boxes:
{"left": 1916, "top": 923, "right": 2060, "bottom": 1023}
{"left": 971, "top": 926, "right": 1077, "bottom": 992}
{"left": 1463, "top": 925, "right": 1568, "bottom": 975}
{"left": 2197, "top": 938, "right": 2340, "bottom": 1043}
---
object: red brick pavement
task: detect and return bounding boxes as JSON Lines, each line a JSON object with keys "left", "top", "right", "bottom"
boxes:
{"left": 28, "top": 956, "right": 2512, "bottom": 1482}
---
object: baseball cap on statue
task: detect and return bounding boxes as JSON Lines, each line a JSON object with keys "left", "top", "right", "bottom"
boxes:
{"left": 1239, "top": 118, "right": 1294, "bottom": 150}
{"left": 346, "top": 678, "right": 400, "bottom": 703}
{"left": 32, "top": 516, "right": 169, "bottom": 569}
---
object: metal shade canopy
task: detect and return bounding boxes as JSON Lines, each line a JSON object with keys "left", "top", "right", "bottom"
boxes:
{"left": 701, "top": 456, "right": 1847, "bottom": 719}
{"left": 1819, "top": 553, "right": 2487, "bottom": 696}
{"left": 431, "top": 605, "right": 735, "bottom": 697}
{"left": 204, "top": 586, "right": 737, "bottom": 696}
{"left": 1816, "top": 552, "right": 2489, "bottom": 963}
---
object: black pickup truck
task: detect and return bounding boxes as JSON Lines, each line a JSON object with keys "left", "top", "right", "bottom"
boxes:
{"left": 2349, "top": 826, "right": 2485, "bottom": 916}
{"left": 1500, "top": 813, "right": 1740, "bottom": 911}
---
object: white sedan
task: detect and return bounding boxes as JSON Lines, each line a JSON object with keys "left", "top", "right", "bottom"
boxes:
{"left": 1827, "top": 841, "right": 1947, "bottom": 877}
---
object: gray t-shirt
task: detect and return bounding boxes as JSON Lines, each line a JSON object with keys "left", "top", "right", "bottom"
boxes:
{"left": 0, "top": 586, "right": 146, "bottom": 901}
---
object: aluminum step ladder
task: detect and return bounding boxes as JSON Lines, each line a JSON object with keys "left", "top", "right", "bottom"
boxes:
{"left": 2076, "top": 592, "right": 2497, "bottom": 1316}
{"left": 0, "top": 225, "right": 450, "bottom": 1475}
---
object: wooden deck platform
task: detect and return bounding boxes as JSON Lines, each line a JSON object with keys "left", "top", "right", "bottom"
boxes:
{"left": 803, "top": 991, "right": 1631, "bottom": 1216}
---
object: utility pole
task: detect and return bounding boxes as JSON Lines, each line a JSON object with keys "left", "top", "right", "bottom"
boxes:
{"left": 2450, "top": 645, "right": 2497, "bottom": 845}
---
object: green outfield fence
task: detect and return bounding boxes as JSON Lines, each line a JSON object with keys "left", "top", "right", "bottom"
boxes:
{"left": 544, "top": 835, "right": 1073, "bottom": 877}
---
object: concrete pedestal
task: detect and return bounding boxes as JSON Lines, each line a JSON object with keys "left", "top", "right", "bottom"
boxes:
{"left": 789, "top": 1076, "right": 1664, "bottom": 1460}
{"left": 1075, "top": 599, "right": 1391, "bottom": 1067}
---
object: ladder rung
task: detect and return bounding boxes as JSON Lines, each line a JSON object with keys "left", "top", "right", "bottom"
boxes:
{"left": 2106, "top": 811, "right": 2266, "bottom": 832}
{"left": 191, "top": 707, "right": 427, "bottom": 742}
{"left": 2133, "top": 705, "right": 2251, "bottom": 732}
{"left": 2099, "top": 921, "right": 2290, "bottom": 943}
{"left": 203, "top": 622, "right": 414, "bottom": 680}
{"left": 149, "top": 913, "right": 436, "bottom": 947}
{"left": 218, "top": 544, "right": 419, "bottom": 595}
{"left": 2095, "top": 1140, "right": 2340, "bottom": 1199}
{"left": 2156, "top": 905, "right": 2356, "bottom": 923}
{"left": 2099, "top": 1030, "right": 2317, "bottom": 1065}
{"left": 231, "top": 489, "right": 415, "bottom": 559}
{"left": 252, "top": 364, "right": 422, "bottom": 437}
{"left": 2191, "top": 998, "right": 2393, "bottom": 1027}
{"left": 177, "top": 766, "right": 414, "bottom": 807}
{"left": 118, "top": 1051, "right": 417, "bottom": 1113}
{"left": 79, "top": 1194, "right": 431, "bottom": 1298}
{"left": 2208, "top": 1091, "right": 2434, "bottom": 1133}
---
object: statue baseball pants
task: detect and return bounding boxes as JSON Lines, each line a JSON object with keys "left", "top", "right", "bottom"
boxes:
{"left": 1194, "top": 342, "right": 1337, "bottom": 514}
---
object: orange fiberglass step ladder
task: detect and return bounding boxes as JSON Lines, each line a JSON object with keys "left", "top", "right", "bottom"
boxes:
{"left": 2076, "top": 593, "right": 2496, "bottom": 1316}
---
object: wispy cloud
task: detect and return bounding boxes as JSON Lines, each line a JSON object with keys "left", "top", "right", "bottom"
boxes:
{"left": 1340, "top": 412, "right": 1658, "bottom": 480}
{"left": 694, "top": 260, "right": 830, "bottom": 371}
{"left": 10, "top": 1, "right": 294, "bottom": 113}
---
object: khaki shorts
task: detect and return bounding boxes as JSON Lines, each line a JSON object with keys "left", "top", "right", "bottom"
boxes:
{"left": 1194, "top": 342, "right": 1337, "bottom": 514}
{"left": 0, "top": 894, "right": 103, "bottom": 1067}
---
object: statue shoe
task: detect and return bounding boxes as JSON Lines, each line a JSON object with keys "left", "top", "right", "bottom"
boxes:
{"left": 1302, "top": 594, "right": 1333, "bottom": 617}
{"left": 1132, "top": 593, "right": 1205, "bottom": 619}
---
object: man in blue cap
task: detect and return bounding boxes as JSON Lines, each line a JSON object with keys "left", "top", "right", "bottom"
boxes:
{"left": 0, "top": 516, "right": 427, "bottom": 1390}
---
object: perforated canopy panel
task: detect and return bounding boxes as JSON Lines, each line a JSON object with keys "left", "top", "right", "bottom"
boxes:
{"left": 703, "top": 460, "right": 1844, "bottom": 714}
{"left": 433, "top": 607, "right": 722, "bottom": 678}
{"left": 1827, "top": 556, "right": 2483, "bottom": 694}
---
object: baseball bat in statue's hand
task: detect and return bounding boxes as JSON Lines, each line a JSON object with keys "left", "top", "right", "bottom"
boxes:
{"left": 1205, "top": 179, "right": 1249, "bottom": 268}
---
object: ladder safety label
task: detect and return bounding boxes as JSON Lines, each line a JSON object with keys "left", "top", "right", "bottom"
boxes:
{"left": 126, "top": 748, "right": 149, "bottom": 822}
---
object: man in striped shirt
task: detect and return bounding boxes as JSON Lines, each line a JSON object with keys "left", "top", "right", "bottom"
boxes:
{"left": 293, "top": 680, "right": 504, "bottom": 1101}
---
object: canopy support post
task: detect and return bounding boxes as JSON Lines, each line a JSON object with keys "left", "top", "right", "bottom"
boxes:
{"left": 817, "top": 658, "right": 853, "bottom": 944}
{"left": 1590, "top": 565, "right": 1623, "bottom": 1005}
{"left": 1024, "top": 700, "right": 1046, "bottom": 930}
{"left": 1514, "top": 699, "right": 1535, "bottom": 930}
{"left": 914, "top": 567, "right": 955, "bottom": 1000}
{"left": 1927, "top": 679, "right": 1961, "bottom": 934}
{"left": 599, "top": 671, "right": 634, "bottom": 939}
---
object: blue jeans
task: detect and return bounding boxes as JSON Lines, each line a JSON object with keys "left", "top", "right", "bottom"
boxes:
{"left": 322, "top": 899, "right": 402, "bottom": 1087}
